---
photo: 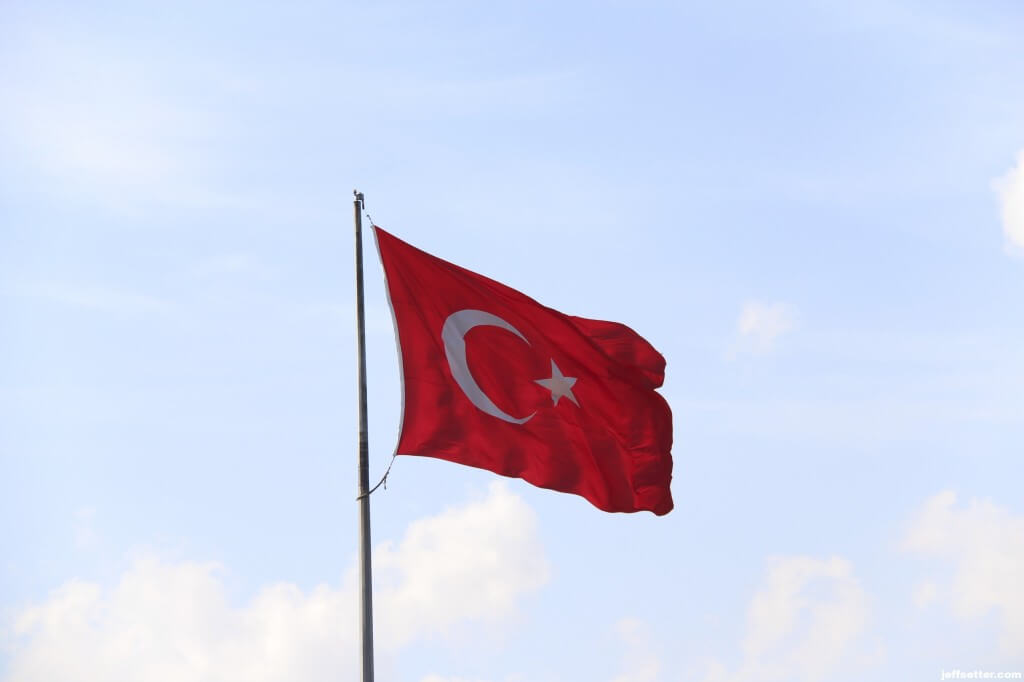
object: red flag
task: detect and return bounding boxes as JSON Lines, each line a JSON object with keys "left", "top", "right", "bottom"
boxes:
{"left": 375, "top": 227, "right": 674, "bottom": 515}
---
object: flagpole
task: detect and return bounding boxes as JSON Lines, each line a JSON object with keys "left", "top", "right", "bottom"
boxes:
{"left": 353, "top": 190, "right": 375, "bottom": 682}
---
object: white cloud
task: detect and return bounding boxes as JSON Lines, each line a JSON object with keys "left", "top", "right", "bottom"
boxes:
{"left": 703, "top": 555, "right": 872, "bottom": 682}
{"left": 3, "top": 483, "right": 547, "bottom": 682}
{"left": 734, "top": 301, "right": 796, "bottom": 354}
{"left": 994, "top": 149, "right": 1024, "bottom": 254}
{"left": 375, "top": 483, "right": 549, "bottom": 644}
{"left": 903, "top": 491, "right": 1024, "bottom": 654}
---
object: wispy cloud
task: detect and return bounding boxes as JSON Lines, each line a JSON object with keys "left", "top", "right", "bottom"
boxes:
{"left": 350, "top": 69, "right": 578, "bottom": 121}
{"left": 14, "top": 281, "right": 170, "bottom": 316}
{"left": 0, "top": 31, "right": 233, "bottom": 212}
{"left": 610, "top": 618, "right": 661, "bottom": 682}
{"left": 824, "top": 1, "right": 1006, "bottom": 49}
{"left": 732, "top": 300, "right": 797, "bottom": 355}
{"left": 191, "top": 253, "right": 278, "bottom": 280}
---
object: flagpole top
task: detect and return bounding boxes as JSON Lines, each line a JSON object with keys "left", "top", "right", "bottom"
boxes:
{"left": 354, "top": 190, "right": 365, "bottom": 209}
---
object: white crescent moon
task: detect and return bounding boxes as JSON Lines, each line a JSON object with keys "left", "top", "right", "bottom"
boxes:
{"left": 441, "top": 309, "right": 535, "bottom": 424}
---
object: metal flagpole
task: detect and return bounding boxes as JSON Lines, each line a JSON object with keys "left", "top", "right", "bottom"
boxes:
{"left": 353, "top": 190, "right": 375, "bottom": 681}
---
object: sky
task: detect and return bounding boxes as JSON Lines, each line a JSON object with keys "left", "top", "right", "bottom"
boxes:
{"left": 2, "top": 1, "right": 1024, "bottom": 680}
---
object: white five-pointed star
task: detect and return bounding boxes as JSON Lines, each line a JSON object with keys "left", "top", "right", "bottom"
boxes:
{"left": 534, "top": 359, "right": 580, "bottom": 407}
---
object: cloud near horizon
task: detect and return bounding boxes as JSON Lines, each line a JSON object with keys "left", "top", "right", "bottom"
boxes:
{"left": 903, "top": 491, "right": 1024, "bottom": 654}
{"left": 702, "top": 555, "right": 873, "bottom": 682}
{"left": 2, "top": 483, "right": 548, "bottom": 682}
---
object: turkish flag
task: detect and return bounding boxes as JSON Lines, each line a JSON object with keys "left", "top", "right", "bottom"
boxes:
{"left": 375, "top": 227, "right": 674, "bottom": 515}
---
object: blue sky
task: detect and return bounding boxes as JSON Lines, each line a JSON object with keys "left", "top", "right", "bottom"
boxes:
{"left": 2, "top": 1, "right": 1024, "bottom": 680}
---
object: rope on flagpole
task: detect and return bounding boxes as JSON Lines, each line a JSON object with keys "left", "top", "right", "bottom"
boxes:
{"left": 357, "top": 453, "right": 396, "bottom": 500}
{"left": 355, "top": 202, "right": 396, "bottom": 501}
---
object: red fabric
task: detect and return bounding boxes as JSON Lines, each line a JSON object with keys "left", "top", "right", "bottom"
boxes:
{"left": 375, "top": 226, "right": 674, "bottom": 515}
